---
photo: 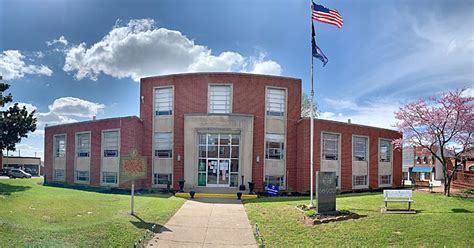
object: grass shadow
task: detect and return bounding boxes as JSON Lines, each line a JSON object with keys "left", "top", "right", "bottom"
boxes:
{"left": 415, "top": 208, "right": 473, "bottom": 214}
{"left": 0, "top": 182, "right": 32, "bottom": 195}
{"left": 130, "top": 214, "right": 171, "bottom": 233}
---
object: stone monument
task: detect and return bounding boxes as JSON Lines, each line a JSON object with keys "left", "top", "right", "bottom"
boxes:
{"left": 316, "top": 171, "right": 337, "bottom": 214}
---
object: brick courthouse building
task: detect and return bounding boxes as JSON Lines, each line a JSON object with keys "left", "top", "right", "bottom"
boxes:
{"left": 44, "top": 73, "right": 402, "bottom": 193}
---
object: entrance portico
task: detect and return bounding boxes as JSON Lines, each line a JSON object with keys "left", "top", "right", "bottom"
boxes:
{"left": 184, "top": 114, "right": 254, "bottom": 192}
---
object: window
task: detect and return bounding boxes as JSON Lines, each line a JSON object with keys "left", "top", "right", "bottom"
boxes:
{"left": 76, "top": 133, "right": 90, "bottom": 157}
{"left": 155, "top": 87, "right": 173, "bottom": 116}
{"left": 353, "top": 175, "right": 367, "bottom": 186}
{"left": 353, "top": 136, "right": 367, "bottom": 161}
{"left": 322, "top": 133, "right": 339, "bottom": 160}
{"left": 103, "top": 131, "right": 119, "bottom": 157}
{"left": 102, "top": 172, "right": 117, "bottom": 184}
{"left": 55, "top": 135, "right": 66, "bottom": 158}
{"left": 265, "top": 133, "right": 284, "bottom": 160}
{"left": 265, "top": 175, "right": 285, "bottom": 187}
{"left": 416, "top": 156, "right": 421, "bottom": 164}
{"left": 403, "top": 172, "right": 409, "bottom": 180}
{"left": 54, "top": 169, "right": 65, "bottom": 180}
{"left": 154, "top": 132, "right": 172, "bottom": 158}
{"left": 209, "top": 85, "right": 231, "bottom": 113}
{"left": 380, "top": 175, "right": 391, "bottom": 185}
{"left": 75, "top": 170, "right": 89, "bottom": 181}
{"left": 379, "top": 139, "right": 391, "bottom": 162}
{"left": 154, "top": 173, "right": 172, "bottom": 185}
{"left": 422, "top": 155, "right": 428, "bottom": 164}
{"left": 266, "top": 88, "right": 285, "bottom": 117}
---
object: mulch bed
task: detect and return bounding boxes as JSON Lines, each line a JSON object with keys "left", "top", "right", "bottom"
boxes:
{"left": 296, "top": 204, "right": 360, "bottom": 225}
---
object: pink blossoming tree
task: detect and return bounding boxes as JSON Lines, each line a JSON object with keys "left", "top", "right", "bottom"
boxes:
{"left": 393, "top": 89, "right": 473, "bottom": 196}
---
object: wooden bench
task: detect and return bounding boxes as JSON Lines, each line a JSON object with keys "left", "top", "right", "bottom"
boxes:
{"left": 383, "top": 190, "right": 414, "bottom": 210}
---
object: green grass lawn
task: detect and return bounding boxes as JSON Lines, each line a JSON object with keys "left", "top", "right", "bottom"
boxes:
{"left": 0, "top": 178, "right": 185, "bottom": 247}
{"left": 244, "top": 192, "right": 474, "bottom": 247}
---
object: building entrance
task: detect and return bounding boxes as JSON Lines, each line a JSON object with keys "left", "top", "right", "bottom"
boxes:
{"left": 198, "top": 133, "right": 240, "bottom": 187}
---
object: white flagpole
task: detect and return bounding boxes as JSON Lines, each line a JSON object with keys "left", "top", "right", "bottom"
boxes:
{"left": 309, "top": 1, "right": 315, "bottom": 208}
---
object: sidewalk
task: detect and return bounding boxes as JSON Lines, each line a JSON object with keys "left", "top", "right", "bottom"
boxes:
{"left": 147, "top": 198, "right": 258, "bottom": 248}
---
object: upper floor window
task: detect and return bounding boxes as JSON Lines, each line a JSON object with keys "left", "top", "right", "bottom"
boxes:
{"left": 379, "top": 139, "right": 392, "bottom": 162}
{"left": 265, "top": 133, "right": 284, "bottom": 160}
{"left": 353, "top": 136, "right": 368, "bottom": 161}
{"left": 55, "top": 135, "right": 66, "bottom": 158}
{"left": 209, "top": 85, "right": 231, "bottom": 114}
{"left": 155, "top": 132, "right": 172, "bottom": 158}
{"left": 76, "top": 133, "right": 90, "bottom": 157}
{"left": 103, "top": 130, "right": 119, "bottom": 157}
{"left": 155, "top": 87, "right": 173, "bottom": 116}
{"left": 322, "top": 133, "right": 339, "bottom": 160}
{"left": 266, "top": 88, "right": 285, "bottom": 117}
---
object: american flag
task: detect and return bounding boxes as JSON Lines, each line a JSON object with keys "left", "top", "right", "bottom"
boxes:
{"left": 312, "top": 3, "right": 343, "bottom": 28}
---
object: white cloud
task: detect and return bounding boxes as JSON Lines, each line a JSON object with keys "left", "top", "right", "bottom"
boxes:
{"left": 13, "top": 143, "right": 43, "bottom": 158}
{"left": 461, "top": 87, "right": 474, "bottom": 98}
{"left": 319, "top": 97, "right": 400, "bottom": 130}
{"left": 8, "top": 97, "right": 105, "bottom": 160}
{"left": 11, "top": 97, "right": 105, "bottom": 137}
{"left": 249, "top": 59, "right": 282, "bottom": 75}
{"left": 0, "top": 50, "right": 53, "bottom": 80}
{"left": 342, "top": 5, "right": 473, "bottom": 100}
{"left": 46, "top": 35, "right": 69, "bottom": 46}
{"left": 47, "top": 97, "right": 105, "bottom": 117}
{"left": 63, "top": 18, "right": 282, "bottom": 81}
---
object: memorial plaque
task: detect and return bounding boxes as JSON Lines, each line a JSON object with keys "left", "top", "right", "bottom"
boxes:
{"left": 120, "top": 149, "right": 147, "bottom": 182}
{"left": 316, "top": 171, "right": 337, "bottom": 214}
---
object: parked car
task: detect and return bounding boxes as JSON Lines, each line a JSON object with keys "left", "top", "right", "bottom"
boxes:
{"left": 8, "top": 169, "right": 32, "bottom": 179}
{"left": 23, "top": 168, "right": 37, "bottom": 176}
{"left": 1, "top": 168, "right": 11, "bottom": 176}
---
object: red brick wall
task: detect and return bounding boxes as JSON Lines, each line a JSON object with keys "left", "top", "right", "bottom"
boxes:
{"left": 295, "top": 119, "right": 403, "bottom": 192}
{"left": 413, "top": 146, "right": 436, "bottom": 167}
{"left": 44, "top": 116, "right": 144, "bottom": 188}
{"left": 140, "top": 73, "right": 301, "bottom": 191}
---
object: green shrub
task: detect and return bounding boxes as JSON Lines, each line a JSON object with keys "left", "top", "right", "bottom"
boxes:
{"left": 305, "top": 209, "right": 317, "bottom": 217}
{"left": 338, "top": 208, "right": 351, "bottom": 215}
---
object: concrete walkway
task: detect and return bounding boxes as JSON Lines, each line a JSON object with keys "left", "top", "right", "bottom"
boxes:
{"left": 148, "top": 198, "right": 258, "bottom": 248}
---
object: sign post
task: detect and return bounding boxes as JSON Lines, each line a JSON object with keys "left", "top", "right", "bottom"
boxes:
{"left": 131, "top": 180, "right": 135, "bottom": 215}
{"left": 120, "top": 149, "right": 147, "bottom": 215}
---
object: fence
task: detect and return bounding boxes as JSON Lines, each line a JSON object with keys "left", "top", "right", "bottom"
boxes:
{"left": 453, "top": 171, "right": 474, "bottom": 188}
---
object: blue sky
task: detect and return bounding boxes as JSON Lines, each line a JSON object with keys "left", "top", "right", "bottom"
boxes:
{"left": 1, "top": 0, "right": 473, "bottom": 159}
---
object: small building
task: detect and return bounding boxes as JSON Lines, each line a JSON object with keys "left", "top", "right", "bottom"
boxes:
{"left": 1, "top": 156, "right": 42, "bottom": 176}
{"left": 43, "top": 73, "right": 402, "bottom": 193}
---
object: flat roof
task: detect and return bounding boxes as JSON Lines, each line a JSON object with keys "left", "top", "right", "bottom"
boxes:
{"left": 2, "top": 156, "right": 41, "bottom": 160}
{"left": 300, "top": 117, "right": 400, "bottom": 133}
{"left": 140, "top": 72, "right": 301, "bottom": 82}
{"left": 44, "top": 116, "right": 141, "bottom": 129}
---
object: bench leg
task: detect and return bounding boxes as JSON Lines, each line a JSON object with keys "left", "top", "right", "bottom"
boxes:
{"left": 408, "top": 202, "right": 411, "bottom": 210}
{"left": 385, "top": 201, "right": 387, "bottom": 209}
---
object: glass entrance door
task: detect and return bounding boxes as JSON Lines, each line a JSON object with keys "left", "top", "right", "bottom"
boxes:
{"left": 198, "top": 133, "right": 240, "bottom": 187}
{"left": 218, "top": 160, "right": 229, "bottom": 185}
